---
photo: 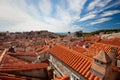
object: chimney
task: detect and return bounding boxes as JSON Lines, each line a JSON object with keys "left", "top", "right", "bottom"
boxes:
{"left": 90, "top": 50, "right": 112, "bottom": 80}
{"left": 110, "top": 47, "right": 118, "bottom": 53}
{"left": 108, "top": 47, "right": 118, "bottom": 65}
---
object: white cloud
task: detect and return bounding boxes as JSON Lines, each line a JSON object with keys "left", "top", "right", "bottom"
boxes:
{"left": 0, "top": 0, "right": 84, "bottom": 32}
{"left": 56, "top": 5, "right": 72, "bottom": 25}
{"left": 0, "top": 0, "right": 31, "bottom": 22}
{"left": 28, "top": 4, "right": 41, "bottom": 18}
{"left": 101, "top": 10, "right": 120, "bottom": 17}
{"left": 38, "top": 0, "right": 52, "bottom": 16}
{"left": 0, "top": 0, "right": 42, "bottom": 32}
{"left": 67, "top": 0, "right": 87, "bottom": 16}
{"left": 87, "top": 0, "right": 112, "bottom": 11}
{"left": 79, "top": 14, "right": 96, "bottom": 21}
{"left": 90, "top": 18, "right": 112, "bottom": 25}
{"left": 87, "top": 0, "right": 100, "bottom": 11}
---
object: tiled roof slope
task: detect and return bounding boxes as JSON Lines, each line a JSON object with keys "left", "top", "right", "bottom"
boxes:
{"left": 99, "top": 38, "right": 120, "bottom": 46}
{"left": 52, "top": 76, "right": 69, "bottom": 80}
{"left": 0, "top": 49, "right": 8, "bottom": 63}
{"left": 1, "top": 55, "right": 29, "bottom": 64}
{"left": 0, "top": 63, "right": 48, "bottom": 72}
{"left": 84, "top": 36, "right": 100, "bottom": 42}
{"left": 0, "top": 72, "right": 40, "bottom": 80}
{"left": 73, "top": 42, "right": 120, "bottom": 58}
{"left": 0, "top": 55, "right": 48, "bottom": 72}
{"left": 73, "top": 42, "right": 120, "bottom": 73}
{"left": 49, "top": 44, "right": 102, "bottom": 80}
{"left": 7, "top": 46, "right": 49, "bottom": 57}
{"left": 0, "top": 49, "right": 48, "bottom": 79}
{"left": 7, "top": 52, "right": 37, "bottom": 57}
{"left": 37, "top": 46, "right": 49, "bottom": 55}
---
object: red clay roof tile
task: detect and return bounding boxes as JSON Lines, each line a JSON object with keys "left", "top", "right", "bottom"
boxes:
{"left": 0, "top": 72, "right": 40, "bottom": 80}
{"left": 49, "top": 44, "right": 102, "bottom": 80}
{"left": 52, "top": 76, "right": 69, "bottom": 80}
{"left": 0, "top": 63, "right": 48, "bottom": 72}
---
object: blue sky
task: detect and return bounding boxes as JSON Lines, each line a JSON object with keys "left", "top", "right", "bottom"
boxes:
{"left": 0, "top": 0, "right": 120, "bottom": 32}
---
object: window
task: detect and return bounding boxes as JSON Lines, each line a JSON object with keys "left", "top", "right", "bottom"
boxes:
{"left": 94, "top": 59, "right": 99, "bottom": 62}
{"left": 100, "top": 61, "right": 105, "bottom": 64}
{"left": 71, "top": 74, "right": 79, "bottom": 80}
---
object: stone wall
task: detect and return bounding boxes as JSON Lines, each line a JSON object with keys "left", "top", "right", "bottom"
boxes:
{"left": 49, "top": 54, "right": 87, "bottom": 80}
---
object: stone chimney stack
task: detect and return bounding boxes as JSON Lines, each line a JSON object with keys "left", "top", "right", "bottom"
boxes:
{"left": 108, "top": 47, "right": 118, "bottom": 65}
{"left": 90, "top": 50, "right": 112, "bottom": 80}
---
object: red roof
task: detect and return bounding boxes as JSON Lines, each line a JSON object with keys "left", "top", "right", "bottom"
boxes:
{"left": 0, "top": 54, "right": 48, "bottom": 72}
{"left": 1, "top": 55, "right": 29, "bottom": 64}
{"left": 52, "top": 76, "right": 69, "bottom": 80}
{"left": 99, "top": 38, "right": 120, "bottom": 46}
{"left": 49, "top": 44, "right": 102, "bottom": 80}
{"left": 0, "top": 63, "right": 48, "bottom": 72}
{"left": 7, "top": 52, "right": 37, "bottom": 57}
{"left": 74, "top": 42, "right": 120, "bottom": 58}
{"left": 37, "top": 46, "right": 49, "bottom": 55}
{"left": 0, "top": 49, "right": 7, "bottom": 63}
{"left": 0, "top": 72, "right": 40, "bottom": 80}
{"left": 84, "top": 36, "right": 100, "bottom": 42}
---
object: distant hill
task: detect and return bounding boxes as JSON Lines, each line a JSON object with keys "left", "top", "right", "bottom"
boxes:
{"left": 83, "top": 28, "right": 120, "bottom": 36}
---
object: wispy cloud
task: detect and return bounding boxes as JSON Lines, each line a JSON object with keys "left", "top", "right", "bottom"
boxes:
{"left": 87, "top": 0, "right": 112, "bottom": 11}
{"left": 0, "top": 0, "right": 119, "bottom": 32}
{"left": 38, "top": 0, "right": 52, "bottom": 16}
{"left": 40, "top": 0, "right": 87, "bottom": 32}
{"left": 0, "top": 0, "right": 43, "bottom": 32}
{"left": 101, "top": 10, "right": 120, "bottom": 17}
{"left": 90, "top": 18, "right": 112, "bottom": 25}
{"left": 0, "top": 0, "right": 86, "bottom": 32}
{"left": 87, "top": 0, "right": 100, "bottom": 11}
{"left": 79, "top": 14, "right": 96, "bottom": 21}
{"left": 67, "top": 0, "right": 87, "bottom": 17}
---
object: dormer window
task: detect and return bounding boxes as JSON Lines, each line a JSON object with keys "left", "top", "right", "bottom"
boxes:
{"left": 100, "top": 61, "right": 105, "bottom": 64}
{"left": 94, "top": 59, "right": 99, "bottom": 62}
{"left": 94, "top": 59, "right": 106, "bottom": 65}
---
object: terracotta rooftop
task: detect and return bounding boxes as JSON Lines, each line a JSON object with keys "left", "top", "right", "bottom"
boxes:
{"left": 74, "top": 42, "right": 120, "bottom": 58}
{"left": 37, "top": 46, "right": 49, "bottom": 55}
{"left": 0, "top": 47, "right": 48, "bottom": 79}
{"left": 0, "top": 49, "right": 7, "bottom": 63}
{"left": 16, "top": 47, "right": 24, "bottom": 52}
{"left": 0, "top": 72, "right": 40, "bottom": 80}
{"left": 0, "top": 62, "right": 48, "bottom": 72}
{"left": 99, "top": 38, "right": 120, "bottom": 46}
{"left": 36, "top": 46, "right": 45, "bottom": 52}
{"left": 7, "top": 51, "right": 37, "bottom": 57}
{"left": 49, "top": 44, "right": 102, "bottom": 80}
{"left": 84, "top": 36, "right": 100, "bottom": 42}
{"left": 73, "top": 46, "right": 87, "bottom": 54}
{"left": 1, "top": 55, "right": 29, "bottom": 64}
{"left": 70, "top": 41, "right": 84, "bottom": 46}
{"left": 72, "top": 41, "right": 120, "bottom": 75}
{"left": 0, "top": 52, "right": 48, "bottom": 72}
{"left": 52, "top": 76, "right": 69, "bottom": 80}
